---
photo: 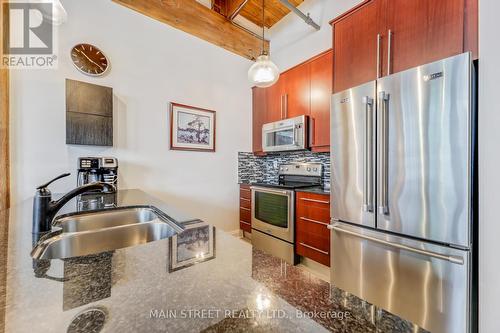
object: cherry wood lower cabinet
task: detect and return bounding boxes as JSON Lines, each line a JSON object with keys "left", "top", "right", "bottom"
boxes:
{"left": 239, "top": 184, "right": 252, "bottom": 233}
{"left": 295, "top": 191, "right": 331, "bottom": 266}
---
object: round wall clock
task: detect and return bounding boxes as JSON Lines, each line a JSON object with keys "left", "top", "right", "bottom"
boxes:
{"left": 70, "top": 43, "right": 110, "bottom": 77}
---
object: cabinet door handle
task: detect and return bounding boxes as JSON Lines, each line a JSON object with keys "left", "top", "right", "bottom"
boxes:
{"left": 284, "top": 94, "right": 288, "bottom": 119}
{"left": 299, "top": 242, "right": 329, "bottom": 255}
{"left": 280, "top": 95, "right": 284, "bottom": 119}
{"left": 300, "top": 198, "right": 330, "bottom": 204}
{"left": 240, "top": 198, "right": 251, "bottom": 202}
{"left": 387, "top": 29, "right": 392, "bottom": 75}
{"left": 376, "top": 33, "right": 381, "bottom": 78}
{"left": 300, "top": 217, "right": 329, "bottom": 226}
{"left": 240, "top": 221, "right": 251, "bottom": 226}
{"left": 240, "top": 207, "right": 251, "bottom": 211}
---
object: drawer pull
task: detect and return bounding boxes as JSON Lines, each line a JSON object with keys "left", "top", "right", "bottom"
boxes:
{"left": 240, "top": 207, "right": 251, "bottom": 211}
{"left": 240, "top": 221, "right": 251, "bottom": 226}
{"left": 240, "top": 198, "right": 251, "bottom": 202}
{"left": 300, "top": 217, "right": 329, "bottom": 226}
{"left": 299, "top": 242, "right": 329, "bottom": 255}
{"left": 300, "top": 198, "right": 330, "bottom": 204}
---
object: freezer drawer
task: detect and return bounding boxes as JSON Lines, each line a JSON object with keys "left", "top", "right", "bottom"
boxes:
{"left": 331, "top": 222, "right": 470, "bottom": 333}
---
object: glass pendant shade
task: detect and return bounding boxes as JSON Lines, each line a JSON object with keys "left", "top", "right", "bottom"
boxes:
{"left": 37, "top": 0, "right": 67, "bottom": 25}
{"left": 248, "top": 54, "right": 280, "bottom": 88}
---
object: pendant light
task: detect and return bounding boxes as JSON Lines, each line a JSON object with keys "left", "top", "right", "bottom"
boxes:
{"left": 248, "top": 0, "right": 279, "bottom": 88}
{"left": 36, "top": 0, "right": 68, "bottom": 26}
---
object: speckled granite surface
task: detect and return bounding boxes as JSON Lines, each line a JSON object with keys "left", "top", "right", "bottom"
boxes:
{"left": 0, "top": 189, "right": 427, "bottom": 333}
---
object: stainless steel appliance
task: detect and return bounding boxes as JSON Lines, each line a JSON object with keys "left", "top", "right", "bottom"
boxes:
{"left": 251, "top": 163, "right": 322, "bottom": 264}
{"left": 329, "top": 53, "right": 476, "bottom": 333}
{"left": 262, "top": 115, "right": 308, "bottom": 152}
{"left": 77, "top": 157, "right": 118, "bottom": 192}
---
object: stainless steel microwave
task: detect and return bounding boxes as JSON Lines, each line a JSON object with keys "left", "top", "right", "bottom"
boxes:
{"left": 262, "top": 115, "right": 308, "bottom": 152}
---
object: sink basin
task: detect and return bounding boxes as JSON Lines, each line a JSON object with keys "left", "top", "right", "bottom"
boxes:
{"left": 54, "top": 207, "right": 160, "bottom": 233}
{"left": 31, "top": 207, "right": 184, "bottom": 260}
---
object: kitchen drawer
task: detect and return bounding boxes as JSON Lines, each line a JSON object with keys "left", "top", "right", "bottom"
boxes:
{"left": 240, "top": 186, "right": 251, "bottom": 200}
{"left": 297, "top": 192, "right": 330, "bottom": 208}
{"left": 296, "top": 227, "right": 330, "bottom": 266}
{"left": 239, "top": 197, "right": 251, "bottom": 209}
{"left": 296, "top": 205, "right": 330, "bottom": 225}
{"left": 296, "top": 191, "right": 331, "bottom": 266}
{"left": 240, "top": 220, "right": 251, "bottom": 233}
{"left": 240, "top": 207, "right": 251, "bottom": 223}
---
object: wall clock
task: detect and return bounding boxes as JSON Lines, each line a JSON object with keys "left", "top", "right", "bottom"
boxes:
{"left": 70, "top": 43, "right": 110, "bottom": 77}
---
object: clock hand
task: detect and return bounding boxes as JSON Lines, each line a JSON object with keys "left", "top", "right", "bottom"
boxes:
{"left": 79, "top": 50, "right": 104, "bottom": 72}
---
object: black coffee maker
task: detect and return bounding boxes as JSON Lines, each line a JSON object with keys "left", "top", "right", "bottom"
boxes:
{"left": 77, "top": 157, "right": 118, "bottom": 190}
{"left": 77, "top": 157, "right": 118, "bottom": 211}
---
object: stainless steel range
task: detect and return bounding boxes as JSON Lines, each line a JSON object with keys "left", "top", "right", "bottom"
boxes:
{"left": 250, "top": 163, "right": 323, "bottom": 265}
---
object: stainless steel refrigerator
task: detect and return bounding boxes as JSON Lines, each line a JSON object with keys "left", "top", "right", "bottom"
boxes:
{"left": 329, "top": 52, "right": 476, "bottom": 333}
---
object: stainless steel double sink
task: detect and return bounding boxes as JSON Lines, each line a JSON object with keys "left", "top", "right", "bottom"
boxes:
{"left": 31, "top": 206, "right": 184, "bottom": 260}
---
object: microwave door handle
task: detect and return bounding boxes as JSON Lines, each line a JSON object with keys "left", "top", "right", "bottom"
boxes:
{"left": 293, "top": 125, "right": 298, "bottom": 146}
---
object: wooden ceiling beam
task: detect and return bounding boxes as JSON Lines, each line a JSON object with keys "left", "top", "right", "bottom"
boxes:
{"left": 227, "top": 0, "right": 248, "bottom": 19}
{"left": 112, "top": 0, "right": 268, "bottom": 60}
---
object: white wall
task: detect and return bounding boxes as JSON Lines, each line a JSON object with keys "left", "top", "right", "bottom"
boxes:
{"left": 478, "top": 1, "right": 500, "bottom": 331}
{"left": 268, "top": 0, "right": 362, "bottom": 71}
{"left": 9, "top": 0, "right": 252, "bottom": 231}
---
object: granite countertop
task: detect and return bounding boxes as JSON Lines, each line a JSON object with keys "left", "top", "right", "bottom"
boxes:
{"left": 295, "top": 186, "right": 330, "bottom": 195}
{"left": 0, "top": 189, "right": 425, "bottom": 333}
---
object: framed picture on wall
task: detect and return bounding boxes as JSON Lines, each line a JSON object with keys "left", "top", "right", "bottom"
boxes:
{"left": 169, "top": 103, "right": 216, "bottom": 152}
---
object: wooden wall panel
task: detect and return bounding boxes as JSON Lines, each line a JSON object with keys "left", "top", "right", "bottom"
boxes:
{"left": 0, "top": 0, "right": 9, "bottom": 211}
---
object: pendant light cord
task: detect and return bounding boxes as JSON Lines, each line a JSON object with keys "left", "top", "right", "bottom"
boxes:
{"left": 262, "top": 0, "right": 265, "bottom": 55}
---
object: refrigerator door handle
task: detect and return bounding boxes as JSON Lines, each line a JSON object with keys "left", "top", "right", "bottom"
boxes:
{"left": 378, "top": 92, "right": 390, "bottom": 215}
{"left": 328, "top": 223, "right": 464, "bottom": 265}
{"left": 362, "top": 96, "right": 374, "bottom": 212}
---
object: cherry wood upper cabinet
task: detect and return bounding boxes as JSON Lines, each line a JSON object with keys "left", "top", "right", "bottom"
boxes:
{"left": 252, "top": 87, "right": 267, "bottom": 154}
{"left": 282, "top": 63, "right": 311, "bottom": 119}
{"left": 332, "top": 0, "right": 384, "bottom": 93}
{"left": 265, "top": 78, "right": 285, "bottom": 122}
{"left": 331, "top": 0, "right": 478, "bottom": 92}
{"left": 383, "top": 0, "right": 465, "bottom": 76}
{"left": 310, "top": 50, "right": 333, "bottom": 151}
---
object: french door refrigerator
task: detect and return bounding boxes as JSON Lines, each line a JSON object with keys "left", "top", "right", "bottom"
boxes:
{"left": 329, "top": 52, "right": 476, "bottom": 333}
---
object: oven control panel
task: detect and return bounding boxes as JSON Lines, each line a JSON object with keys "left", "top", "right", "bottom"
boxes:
{"left": 278, "top": 163, "right": 323, "bottom": 177}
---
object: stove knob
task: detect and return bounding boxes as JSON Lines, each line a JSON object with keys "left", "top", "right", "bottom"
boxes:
{"left": 307, "top": 167, "right": 311, "bottom": 172}
{"left": 313, "top": 168, "right": 318, "bottom": 172}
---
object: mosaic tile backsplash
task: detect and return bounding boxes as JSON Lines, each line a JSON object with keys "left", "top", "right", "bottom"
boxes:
{"left": 238, "top": 151, "right": 331, "bottom": 187}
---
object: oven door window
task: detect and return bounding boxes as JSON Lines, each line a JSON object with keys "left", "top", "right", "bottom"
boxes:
{"left": 254, "top": 192, "right": 288, "bottom": 228}
{"left": 266, "top": 128, "right": 294, "bottom": 147}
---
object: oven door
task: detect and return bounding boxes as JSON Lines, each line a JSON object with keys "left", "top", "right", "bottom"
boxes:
{"left": 251, "top": 187, "right": 294, "bottom": 243}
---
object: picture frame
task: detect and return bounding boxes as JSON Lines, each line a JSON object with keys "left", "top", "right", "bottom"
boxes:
{"left": 169, "top": 102, "right": 216, "bottom": 152}
{"left": 168, "top": 220, "right": 216, "bottom": 273}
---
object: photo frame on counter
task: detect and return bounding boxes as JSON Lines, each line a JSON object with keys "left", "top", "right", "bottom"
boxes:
{"left": 168, "top": 220, "right": 216, "bottom": 273}
{"left": 169, "top": 103, "right": 216, "bottom": 152}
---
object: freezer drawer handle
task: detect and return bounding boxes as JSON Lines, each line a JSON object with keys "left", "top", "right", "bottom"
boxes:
{"left": 327, "top": 224, "right": 464, "bottom": 265}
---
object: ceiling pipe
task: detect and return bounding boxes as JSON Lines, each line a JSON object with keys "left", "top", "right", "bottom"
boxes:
{"left": 278, "top": 0, "right": 320, "bottom": 30}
